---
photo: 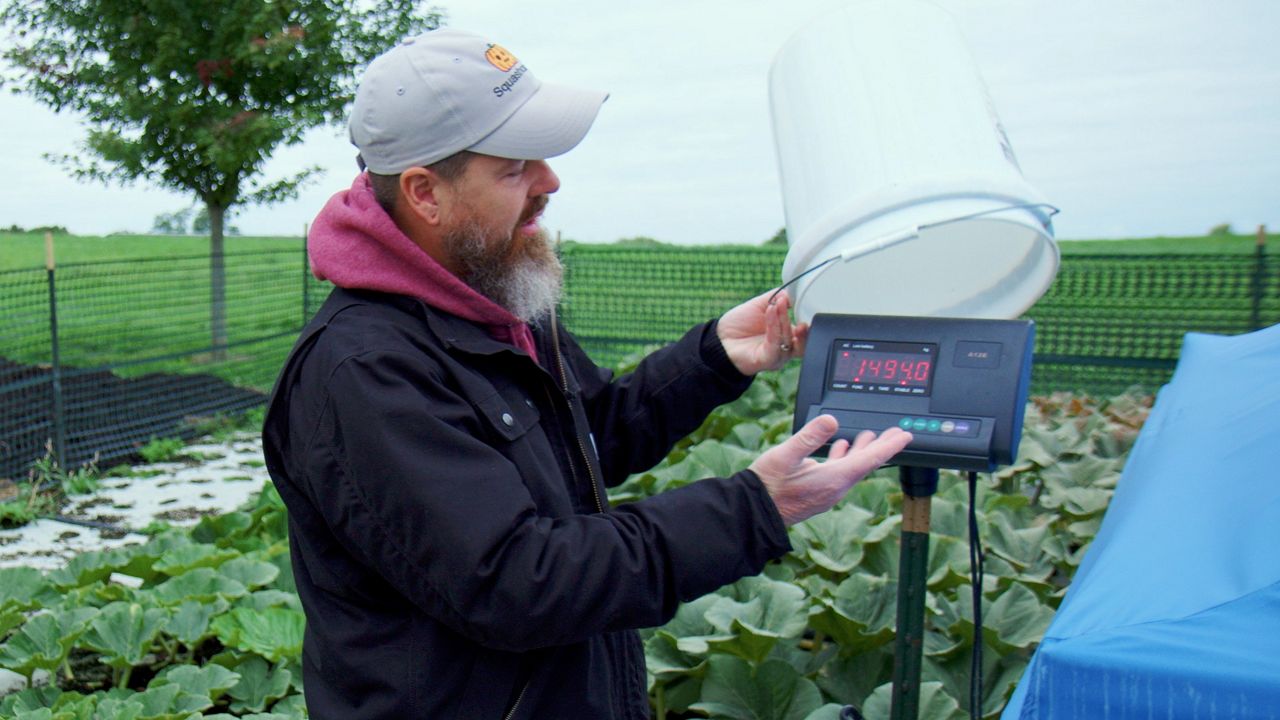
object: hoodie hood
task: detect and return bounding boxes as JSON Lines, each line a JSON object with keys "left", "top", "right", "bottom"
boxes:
{"left": 308, "top": 173, "right": 538, "bottom": 363}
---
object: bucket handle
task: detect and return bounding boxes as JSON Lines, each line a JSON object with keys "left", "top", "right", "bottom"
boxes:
{"left": 772, "top": 202, "right": 1060, "bottom": 306}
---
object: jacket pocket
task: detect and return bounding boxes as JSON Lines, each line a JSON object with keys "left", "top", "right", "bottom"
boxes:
{"left": 473, "top": 389, "right": 540, "bottom": 443}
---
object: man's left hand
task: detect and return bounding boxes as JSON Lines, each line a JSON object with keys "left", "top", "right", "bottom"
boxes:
{"left": 718, "top": 289, "right": 809, "bottom": 376}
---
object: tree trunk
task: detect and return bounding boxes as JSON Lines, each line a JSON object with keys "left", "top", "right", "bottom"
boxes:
{"left": 209, "top": 202, "right": 227, "bottom": 361}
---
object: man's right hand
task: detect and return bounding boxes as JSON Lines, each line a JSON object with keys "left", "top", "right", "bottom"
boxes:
{"left": 749, "top": 415, "right": 913, "bottom": 526}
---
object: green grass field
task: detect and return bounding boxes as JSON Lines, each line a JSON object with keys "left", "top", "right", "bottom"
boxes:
{"left": 1, "top": 230, "right": 1278, "bottom": 271}
{"left": 0, "top": 233, "right": 302, "bottom": 270}
{"left": 1054, "top": 232, "right": 1277, "bottom": 255}
{"left": 1, "top": 229, "right": 1276, "bottom": 397}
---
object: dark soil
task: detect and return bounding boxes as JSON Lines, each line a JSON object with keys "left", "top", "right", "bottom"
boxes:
{"left": 155, "top": 507, "right": 221, "bottom": 522}
{"left": 0, "top": 357, "right": 263, "bottom": 481}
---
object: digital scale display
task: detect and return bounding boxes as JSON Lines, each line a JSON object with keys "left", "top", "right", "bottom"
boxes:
{"left": 829, "top": 339, "right": 938, "bottom": 396}
{"left": 796, "top": 314, "right": 1035, "bottom": 471}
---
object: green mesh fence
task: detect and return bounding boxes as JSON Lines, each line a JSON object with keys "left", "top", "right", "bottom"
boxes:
{"left": 1, "top": 247, "right": 311, "bottom": 480}
{"left": 557, "top": 245, "right": 1279, "bottom": 395}
{"left": 2, "top": 243, "right": 1276, "bottom": 480}
{"left": 1023, "top": 252, "right": 1277, "bottom": 394}
{"left": 559, "top": 245, "right": 788, "bottom": 364}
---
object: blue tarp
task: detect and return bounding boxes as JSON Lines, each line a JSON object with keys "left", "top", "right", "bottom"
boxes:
{"left": 1004, "top": 324, "right": 1280, "bottom": 719}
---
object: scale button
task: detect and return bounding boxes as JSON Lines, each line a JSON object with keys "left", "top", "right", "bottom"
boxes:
{"left": 898, "top": 417, "right": 914, "bottom": 429}
{"left": 941, "top": 420, "right": 956, "bottom": 433}
{"left": 926, "top": 419, "right": 942, "bottom": 432}
{"left": 911, "top": 418, "right": 929, "bottom": 432}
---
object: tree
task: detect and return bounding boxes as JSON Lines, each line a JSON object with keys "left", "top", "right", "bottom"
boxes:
{"left": 2, "top": 1, "right": 440, "bottom": 358}
{"left": 193, "top": 206, "right": 240, "bottom": 236}
{"left": 151, "top": 207, "right": 193, "bottom": 235}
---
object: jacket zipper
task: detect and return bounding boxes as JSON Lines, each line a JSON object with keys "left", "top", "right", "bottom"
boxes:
{"left": 502, "top": 678, "right": 529, "bottom": 720}
{"left": 550, "top": 319, "right": 606, "bottom": 514}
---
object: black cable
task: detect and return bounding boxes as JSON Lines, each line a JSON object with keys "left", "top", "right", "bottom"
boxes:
{"left": 768, "top": 254, "right": 839, "bottom": 306}
{"left": 968, "top": 470, "right": 984, "bottom": 719}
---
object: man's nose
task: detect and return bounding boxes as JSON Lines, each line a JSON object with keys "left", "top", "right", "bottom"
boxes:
{"left": 529, "top": 160, "right": 560, "bottom": 196}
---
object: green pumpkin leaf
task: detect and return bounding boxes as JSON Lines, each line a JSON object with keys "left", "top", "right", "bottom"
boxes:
{"left": 789, "top": 504, "right": 873, "bottom": 574}
{"left": 13, "top": 708, "right": 58, "bottom": 720}
{"left": 152, "top": 568, "right": 248, "bottom": 605}
{"left": 685, "top": 440, "right": 758, "bottom": 478}
{"left": 802, "top": 705, "right": 850, "bottom": 720}
{"left": 861, "top": 680, "right": 965, "bottom": 720}
{"left": 190, "top": 511, "right": 254, "bottom": 546}
{"left": 928, "top": 497, "right": 970, "bottom": 539}
{"left": 723, "top": 421, "right": 766, "bottom": 450}
{"left": 151, "top": 663, "right": 240, "bottom": 701}
{"left": 690, "top": 656, "right": 824, "bottom": 720}
{"left": 925, "top": 535, "right": 972, "bottom": 591}
{"left": 815, "top": 649, "right": 892, "bottom": 708}
{"left": 45, "top": 549, "right": 130, "bottom": 590}
{"left": 985, "top": 583, "right": 1055, "bottom": 650}
{"left": 808, "top": 574, "right": 897, "bottom": 655}
{"left": 0, "top": 608, "right": 97, "bottom": 679}
{"left": 153, "top": 544, "right": 240, "bottom": 577}
{"left": 211, "top": 608, "right": 305, "bottom": 663}
{"left": 227, "top": 656, "right": 292, "bottom": 713}
{"left": 131, "top": 682, "right": 209, "bottom": 716}
{"left": 88, "top": 695, "right": 145, "bottom": 720}
{"left": 0, "top": 567, "right": 49, "bottom": 611}
{"left": 0, "top": 686, "right": 64, "bottom": 715}
{"left": 0, "top": 607, "right": 29, "bottom": 639}
{"left": 702, "top": 578, "right": 808, "bottom": 664}
{"left": 646, "top": 630, "right": 708, "bottom": 678}
{"left": 166, "top": 598, "right": 228, "bottom": 646}
{"left": 82, "top": 602, "right": 168, "bottom": 670}
{"left": 217, "top": 557, "right": 280, "bottom": 591}
{"left": 235, "top": 590, "right": 301, "bottom": 612}
{"left": 269, "top": 693, "right": 308, "bottom": 718}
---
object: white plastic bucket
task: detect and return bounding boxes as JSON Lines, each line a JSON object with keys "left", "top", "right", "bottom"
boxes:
{"left": 770, "top": 0, "right": 1059, "bottom": 323}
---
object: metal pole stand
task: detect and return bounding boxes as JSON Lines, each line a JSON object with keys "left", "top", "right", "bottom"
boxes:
{"left": 890, "top": 465, "right": 939, "bottom": 720}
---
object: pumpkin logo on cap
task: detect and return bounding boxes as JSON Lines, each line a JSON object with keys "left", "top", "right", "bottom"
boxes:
{"left": 485, "top": 43, "right": 518, "bottom": 72}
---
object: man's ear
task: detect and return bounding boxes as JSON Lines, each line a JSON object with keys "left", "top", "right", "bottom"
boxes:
{"left": 398, "top": 167, "right": 448, "bottom": 226}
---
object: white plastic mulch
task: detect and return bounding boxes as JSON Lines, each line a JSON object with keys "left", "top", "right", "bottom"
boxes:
{"left": 0, "top": 433, "right": 271, "bottom": 571}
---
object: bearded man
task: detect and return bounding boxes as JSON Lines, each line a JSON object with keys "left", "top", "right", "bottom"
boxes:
{"left": 262, "top": 28, "right": 910, "bottom": 720}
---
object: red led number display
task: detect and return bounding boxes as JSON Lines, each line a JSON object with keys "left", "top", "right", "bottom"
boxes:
{"left": 832, "top": 343, "right": 935, "bottom": 392}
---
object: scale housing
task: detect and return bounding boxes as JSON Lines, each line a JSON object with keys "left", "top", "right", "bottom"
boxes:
{"left": 794, "top": 313, "right": 1035, "bottom": 472}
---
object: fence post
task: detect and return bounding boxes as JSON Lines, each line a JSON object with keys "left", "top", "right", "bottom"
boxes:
{"left": 301, "top": 223, "right": 310, "bottom": 327}
{"left": 1252, "top": 225, "right": 1267, "bottom": 331}
{"left": 45, "top": 231, "right": 68, "bottom": 469}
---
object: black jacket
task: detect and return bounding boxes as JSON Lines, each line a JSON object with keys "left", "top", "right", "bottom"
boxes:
{"left": 262, "top": 288, "right": 792, "bottom": 719}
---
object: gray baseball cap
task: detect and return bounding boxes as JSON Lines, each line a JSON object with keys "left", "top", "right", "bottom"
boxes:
{"left": 350, "top": 29, "right": 608, "bottom": 174}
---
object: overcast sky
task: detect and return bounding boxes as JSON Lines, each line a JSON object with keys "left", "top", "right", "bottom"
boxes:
{"left": 2, "top": 0, "right": 1277, "bottom": 244}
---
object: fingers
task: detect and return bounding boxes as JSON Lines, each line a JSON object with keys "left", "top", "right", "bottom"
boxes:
{"left": 851, "top": 429, "right": 876, "bottom": 451}
{"left": 836, "top": 427, "right": 913, "bottom": 476}
{"left": 791, "top": 322, "right": 810, "bottom": 355}
{"left": 774, "top": 414, "right": 840, "bottom": 466}
{"left": 776, "top": 301, "right": 796, "bottom": 354}
{"left": 764, "top": 290, "right": 799, "bottom": 360}
{"left": 765, "top": 297, "right": 783, "bottom": 348}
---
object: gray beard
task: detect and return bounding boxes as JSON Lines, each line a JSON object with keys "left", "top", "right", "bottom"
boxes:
{"left": 446, "top": 219, "right": 564, "bottom": 324}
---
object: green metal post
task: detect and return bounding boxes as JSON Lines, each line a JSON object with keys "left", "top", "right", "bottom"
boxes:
{"left": 891, "top": 466, "right": 939, "bottom": 720}
{"left": 45, "top": 232, "right": 67, "bottom": 469}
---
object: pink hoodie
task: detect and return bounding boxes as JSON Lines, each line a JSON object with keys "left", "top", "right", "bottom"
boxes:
{"left": 308, "top": 173, "right": 539, "bottom": 364}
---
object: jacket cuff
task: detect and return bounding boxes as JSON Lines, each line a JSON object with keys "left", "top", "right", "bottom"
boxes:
{"left": 700, "top": 319, "right": 753, "bottom": 383}
{"left": 738, "top": 469, "right": 791, "bottom": 547}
